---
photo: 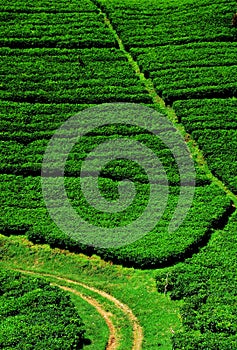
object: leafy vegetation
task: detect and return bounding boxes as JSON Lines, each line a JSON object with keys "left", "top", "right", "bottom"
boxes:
{"left": 100, "top": 0, "right": 237, "bottom": 346}
{"left": 173, "top": 98, "right": 237, "bottom": 193}
{"left": 1, "top": 171, "right": 232, "bottom": 267}
{"left": 156, "top": 211, "right": 237, "bottom": 349}
{"left": 0, "top": 268, "right": 86, "bottom": 349}
{"left": 0, "top": 47, "right": 151, "bottom": 104}
{"left": 98, "top": 0, "right": 237, "bottom": 48}
{"left": 2, "top": 0, "right": 233, "bottom": 269}
{"left": 1, "top": 0, "right": 237, "bottom": 348}
{"left": 0, "top": 235, "right": 182, "bottom": 350}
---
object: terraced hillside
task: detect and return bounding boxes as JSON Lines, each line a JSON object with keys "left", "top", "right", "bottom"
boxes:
{"left": 96, "top": 0, "right": 237, "bottom": 347}
{"left": 1, "top": 0, "right": 236, "bottom": 267}
{"left": 1, "top": 0, "right": 237, "bottom": 348}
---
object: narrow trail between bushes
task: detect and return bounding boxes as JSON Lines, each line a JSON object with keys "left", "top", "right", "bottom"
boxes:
{"left": 53, "top": 283, "right": 117, "bottom": 350}
{"left": 91, "top": 0, "right": 237, "bottom": 211}
{"left": 13, "top": 269, "right": 143, "bottom": 350}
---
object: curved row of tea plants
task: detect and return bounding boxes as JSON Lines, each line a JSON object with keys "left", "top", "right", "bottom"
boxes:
{"left": 0, "top": 172, "right": 232, "bottom": 268}
{"left": 0, "top": 268, "right": 86, "bottom": 349}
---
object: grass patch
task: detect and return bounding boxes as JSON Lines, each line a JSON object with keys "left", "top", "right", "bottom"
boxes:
{"left": 0, "top": 234, "right": 182, "bottom": 349}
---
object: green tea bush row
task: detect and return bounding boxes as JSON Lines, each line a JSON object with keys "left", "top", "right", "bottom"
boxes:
{"left": 156, "top": 211, "right": 237, "bottom": 349}
{"left": 1, "top": 90, "right": 152, "bottom": 104}
{"left": 0, "top": 174, "right": 231, "bottom": 268}
{"left": 3, "top": 77, "right": 142, "bottom": 90}
{"left": 173, "top": 98, "right": 237, "bottom": 193}
{"left": 1, "top": 22, "right": 108, "bottom": 39}
{"left": 0, "top": 36, "right": 117, "bottom": 49}
{"left": 152, "top": 65, "right": 237, "bottom": 91}
{"left": 0, "top": 268, "right": 86, "bottom": 349}
{"left": 100, "top": 0, "right": 236, "bottom": 48}
{"left": 0, "top": 46, "right": 127, "bottom": 60}
{"left": 162, "top": 83, "right": 237, "bottom": 104}
{"left": 130, "top": 42, "right": 237, "bottom": 71}
{"left": 0, "top": 0, "right": 98, "bottom": 13}
{"left": 0, "top": 12, "right": 102, "bottom": 26}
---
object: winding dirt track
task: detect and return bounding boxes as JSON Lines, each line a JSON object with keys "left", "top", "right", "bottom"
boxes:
{"left": 53, "top": 283, "right": 116, "bottom": 350}
{"left": 13, "top": 269, "right": 143, "bottom": 350}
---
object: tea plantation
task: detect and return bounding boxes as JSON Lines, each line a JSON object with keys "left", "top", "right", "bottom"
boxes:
{"left": 1, "top": 0, "right": 237, "bottom": 348}
{"left": 156, "top": 211, "right": 237, "bottom": 349}
{"left": 0, "top": 268, "right": 85, "bottom": 349}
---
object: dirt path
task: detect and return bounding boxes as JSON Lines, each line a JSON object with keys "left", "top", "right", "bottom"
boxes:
{"left": 53, "top": 283, "right": 116, "bottom": 350}
{"left": 14, "top": 269, "right": 143, "bottom": 350}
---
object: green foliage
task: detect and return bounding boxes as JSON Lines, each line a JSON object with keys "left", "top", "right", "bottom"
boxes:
{"left": 173, "top": 98, "right": 237, "bottom": 193}
{"left": 0, "top": 234, "right": 183, "bottom": 350}
{"left": 0, "top": 269, "right": 86, "bottom": 349}
{"left": 0, "top": 0, "right": 98, "bottom": 13}
{"left": 0, "top": 46, "right": 151, "bottom": 104}
{"left": 0, "top": 0, "right": 234, "bottom": 270}
{"left": 156, "top": 212, "right": 237, "bottom": 349}
{"left": 0, "top": 4, "right": 116, "bottom": 48}
{"left": 131, "top": 42, "right": 237, "bottom": 71}
{"left": 1, "top": 0, "right": 237, "bottom": 347}
{"left": 99, "top": 0, "right": 237, "bottom": 48}
{"left": 129, "top": 42, "right": 237, "bottom": 104}
{"left": 0, "top": 172, "right": 231, "bottom": 267}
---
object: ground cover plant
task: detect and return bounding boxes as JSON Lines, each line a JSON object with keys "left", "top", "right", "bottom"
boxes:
{"left": 173, "top": 98, "right": 237, "bottom": 193}
{"left": 156, "top": 211, "right": 237, "bottom": 349}
{"left": 0, "top": 235, "right": 183, "bottom": 349}
{"left": 0, "top": 268, "right": 86, "bottom": 349}
{"left": 0, "top": 173, "right": 232, "bottom": 267}
{"left": 1, "top": 0, "right": 237, "bottom": 348}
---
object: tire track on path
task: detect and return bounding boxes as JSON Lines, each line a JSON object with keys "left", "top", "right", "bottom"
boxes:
{"left": 13, "top": 269, "right": 143, "bottom": 350}
{"left": 52, "top": 283, "right": 116, "bottom": 350}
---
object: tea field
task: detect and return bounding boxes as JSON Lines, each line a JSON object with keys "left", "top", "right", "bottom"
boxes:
{"left": 1, "top": 0, "right": 237, "bottom": 348}
{"left": 0, "top": 268, "right": 86, "bottom": 349}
